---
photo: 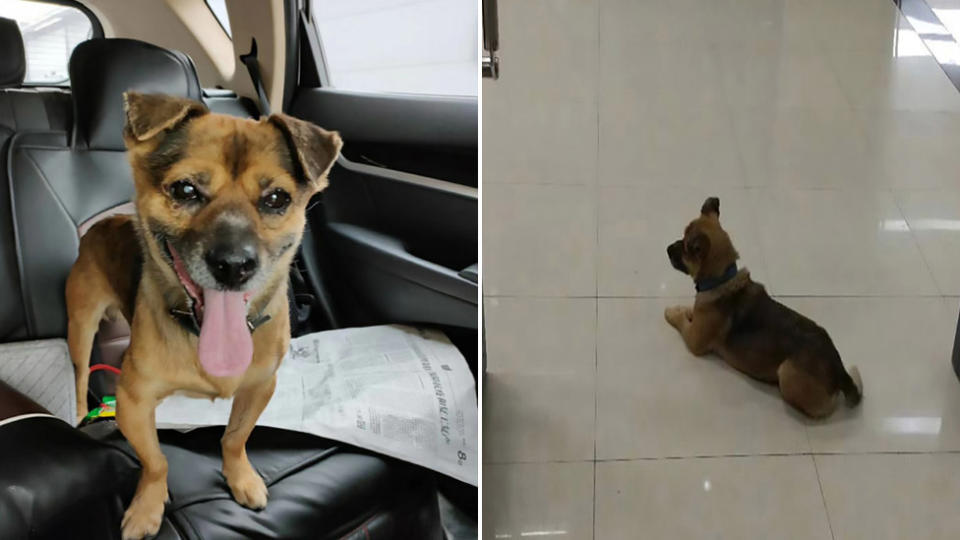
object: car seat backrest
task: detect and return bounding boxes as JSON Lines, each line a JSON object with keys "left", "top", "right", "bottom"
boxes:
{"left": 0, "top": 17, "right": 72, "bottom": 340}
{"left": 0, "top": 16, "right": 25, "bottom": 88}
{"left": 70, "top": 38, "right": 202, "bottom": 150}
{"left": 7, "top": 38, "right": 203, "bottom": 338}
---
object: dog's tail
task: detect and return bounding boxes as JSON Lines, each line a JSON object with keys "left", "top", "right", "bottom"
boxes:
{"left": 839, "top": 365, "right": 863, "bottom": 407}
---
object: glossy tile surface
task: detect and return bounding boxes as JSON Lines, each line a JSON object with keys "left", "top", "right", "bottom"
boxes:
{"left": 895, "top": 187, "right": 960, "bottom": 295}
{"left": 755, "top": 189, "right": 939, "bottom": 296}
{"left": 718, "top": 45, "right": 849, "bottom": 110}
{"left": 816, "top": 454, "right": 960, "bottom": 540}
{"left": 859, "top": 111, "right": 960, "bottom": 189}
{"left": 731, "top": 107, "right": 880, "bottom": 189}
{"left": 483, "top": 0, "right": 960, "bottom": 537}
{"left": 483, "top": 462, "right": 595, "bottom": 540}
{"left": 483, "top": 298, "right": 597, "bottom": 462}
{"left": 599, "top": 105, "right": 745, "bottom": 188}
{"left": 827, "top": 45, "right": 960, "bottom": 112}
{"left": 484, "top": 95, "right": 597, "bottom": 186}
{"left": 483, "top": 184, "right": 596, "bottom": 297}
{"left": 596, "top": 457, "right": 833, "bottom": 540}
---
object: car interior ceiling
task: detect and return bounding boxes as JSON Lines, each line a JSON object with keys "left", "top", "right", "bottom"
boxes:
{"left": 0, "top": 0, "right": 478, "bottom": 535}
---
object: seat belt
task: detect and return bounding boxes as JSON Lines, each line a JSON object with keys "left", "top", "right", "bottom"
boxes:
{"left": 239, "top": 38, "right": 271, "bottom": 116}
{"left": 239, "top": 37, "right": 329, "bottom": 334}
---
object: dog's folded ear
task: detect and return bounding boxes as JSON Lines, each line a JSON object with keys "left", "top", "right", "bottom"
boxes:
{"left": 123, "top": 92, "right": 208, "bottom": 143}
{"left": 701, "top": 197, "right": 720, "bottom": 217}
{"left": 268, "top": 113, "right": 343, "bottom": 191}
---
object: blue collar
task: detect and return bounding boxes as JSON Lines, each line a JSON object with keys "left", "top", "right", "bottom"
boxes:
{"left": 695, "top": 263, "right": 738, "bottom": 293}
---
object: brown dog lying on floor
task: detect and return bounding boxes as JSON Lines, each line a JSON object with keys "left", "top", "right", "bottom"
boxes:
{"left": 65, "top": 92, "right": 342, "bottom": 539}
{"left": 664, "top": 197, "right": 862, "bottom": 419}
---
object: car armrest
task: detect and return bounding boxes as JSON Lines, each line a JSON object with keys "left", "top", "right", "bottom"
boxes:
{"left": 458, "top": 263, "right": 478, "bottom": 283}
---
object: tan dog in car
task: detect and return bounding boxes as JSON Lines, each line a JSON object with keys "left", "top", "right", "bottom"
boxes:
{"left": 65, "top": 92, "right": 342, "bottom": 539}
{"left": 664, "top": 197, "right": 862, "bottom": 419}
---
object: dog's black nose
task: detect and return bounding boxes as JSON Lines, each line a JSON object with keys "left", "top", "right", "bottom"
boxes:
{"left": 205, "top": 243, "right": 258, "bottom": 288}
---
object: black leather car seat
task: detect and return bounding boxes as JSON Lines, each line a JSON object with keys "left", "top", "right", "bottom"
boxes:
{"left": 0, "top": 383, "right": 443, "bottom": 539}
{"left": 7, "top": 37, "right": 200, "bottom": 339}
{"left": 0, "top": 17, "right": 72, "bottom": 341}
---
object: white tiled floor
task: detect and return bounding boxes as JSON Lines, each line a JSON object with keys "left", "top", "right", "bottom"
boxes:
{"left": 483, "top": 0, "right": 960, "bottom": 538}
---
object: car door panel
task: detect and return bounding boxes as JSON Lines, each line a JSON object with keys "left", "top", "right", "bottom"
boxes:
{"left": 289, "top": 94, "right": 477, "bottom": 331}
{"left": 291, "top": 88, "right": 476, "bottom": 148}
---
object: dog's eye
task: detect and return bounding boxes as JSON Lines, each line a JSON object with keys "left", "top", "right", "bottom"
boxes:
{"left": 169, "top": 180, "right": 201, "bottom": 203}
{"left": 260, "top": 189, "right": 291, "bottom": 212}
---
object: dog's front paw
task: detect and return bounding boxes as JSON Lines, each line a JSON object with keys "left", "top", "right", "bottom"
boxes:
{"left": 225, "top": 463, "right": 268, "bottom": 509}
{"left": 664, "top": 306, "right": 692, "bottom": 328}
{"left": 121, "top": 485, "right": 166, "bottom": 539}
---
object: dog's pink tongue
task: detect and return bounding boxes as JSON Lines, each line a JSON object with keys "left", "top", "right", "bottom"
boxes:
{"left": 197, "top": 288, "right": 252, "bottom": 377}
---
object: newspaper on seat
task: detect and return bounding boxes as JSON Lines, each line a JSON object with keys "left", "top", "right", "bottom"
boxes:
{"left": 155, "top": 324, "right": 478, "bottom": 485}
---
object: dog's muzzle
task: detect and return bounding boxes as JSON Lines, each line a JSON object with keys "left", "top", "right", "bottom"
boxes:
{"left": 667, "top": 240, "right": 688, "bottom": 274}
{"left": 203, "top": 219, "right": 260, "bottom": 290}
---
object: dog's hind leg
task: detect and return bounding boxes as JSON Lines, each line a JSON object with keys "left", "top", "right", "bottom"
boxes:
{"left": 777, "top": 359, "right": 837, "bottom": 419}
{"left": 66, "top": 265, "right": 115, "bottom": 423}
{"left": 66, "top": 227, "right": 131, "bottom": 424}
{"left": 66, "top": 306, "right": 103, "bottom": 423}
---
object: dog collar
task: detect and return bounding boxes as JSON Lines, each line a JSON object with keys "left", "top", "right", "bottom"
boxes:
{"left": 168, "top": 303, "right": 271, "bottom": 337}
{"left": 695, "top": 263, "right": 738, "bottom": 293}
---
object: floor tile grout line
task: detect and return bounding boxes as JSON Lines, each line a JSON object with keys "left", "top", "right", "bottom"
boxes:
{"left": 489, "top": 183, "right": 958, "bottom": 193}
{"left": 602, "top": 449, "right": 960, "bottom": 460}
{"left": 484, "top": 459, "right": 597, "bottom": 466}
{"left": 484, "top": 293, "right": 949, "bottom": 300}
{"left": 592, "top": 297, "right": 599, "bottom": 540}
{"left": 804, "top": 423, "right": 836, "bottom": 540}
{"left": 492, "top": 183, "right": 960, "bottom": 191}
{"left": 593, "top": 1, "right": 601, "bottom": 538}
{"left": 483, "top": 449, "right": 960, "bottom": 466}
{"left": 591, "top": 460, "right": 598, "bottom": 540}
{"left": 810, "top": 452, "right": 837, "bottom": 540}
{"left": 889, "top": 190, "right": 946, "bottom": 296}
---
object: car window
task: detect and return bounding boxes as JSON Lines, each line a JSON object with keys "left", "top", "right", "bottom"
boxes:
{"left": 309, "top": 0, "right": 478, "bottom": 97}
{"left": 204, "top": 0, "right": 231, "bottom": 38}
{"left": 2, "top": 0, "right": 93, "bottom": 85}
